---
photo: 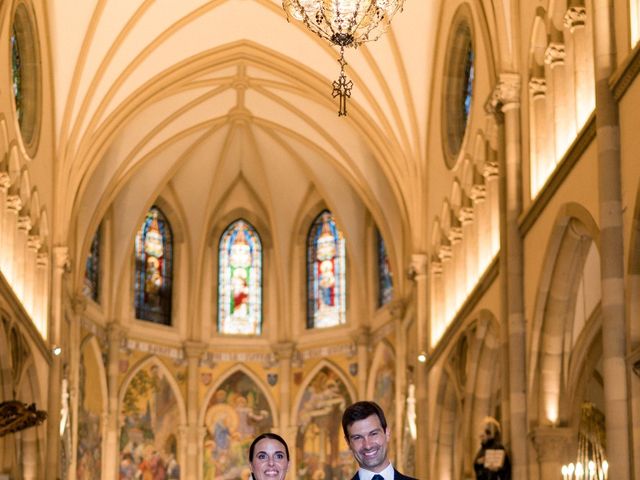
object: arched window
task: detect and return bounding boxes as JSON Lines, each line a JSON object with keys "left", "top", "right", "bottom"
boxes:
{"left": 307, "top": 210, "right": 346, "bottom": 329}
{"left": 83, "top": 225, "right": 101, "bottom": 302}
{"left": 134, "top": 206, "right": 173, "bottom": 325}
{"left": 377, "top": 229, "right": 393, "bottom": 307}
{"left": 217, "top": 219, "right": 262, "bottom": 335}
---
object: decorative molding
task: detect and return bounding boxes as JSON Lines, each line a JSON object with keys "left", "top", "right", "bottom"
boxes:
{"left": 529, "top": 77, "right": 547, "bottom": 99}
{"left": 121, "top": 337, "right": 185, "bottom": 361}
{"left": 544, "top": 42, "right": 566, "bottom": 67}
{"left": 486, "top": 73, "right": 521, "bottom": 114}
{"left": 563, "top": 6, "right": 586, "bottom": 32}
{"left": 520, "top": 114, "right": 596, "bottom": 235}
{"left": 299, "top": 342, "right": 356, "bottom": 360}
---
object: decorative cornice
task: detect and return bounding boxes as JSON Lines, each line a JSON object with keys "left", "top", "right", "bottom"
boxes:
{"left": 563, "top": 6, "right": 586, "bottom": 32}
{"left": 544, "top": 42, "right": 566, "bottom": 67}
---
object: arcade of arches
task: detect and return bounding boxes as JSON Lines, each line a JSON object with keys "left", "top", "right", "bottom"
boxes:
{"left": 0, "top": 0, "right": 639, "bottom": 479}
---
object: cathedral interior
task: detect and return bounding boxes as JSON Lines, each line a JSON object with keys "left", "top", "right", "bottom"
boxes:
{"left": 0, "top": 0, "right": 639, "bottom": 479}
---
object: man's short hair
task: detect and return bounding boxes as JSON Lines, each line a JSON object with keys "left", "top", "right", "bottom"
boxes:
{"left": 341, "top": 401, "right": 388, "bottom": 438}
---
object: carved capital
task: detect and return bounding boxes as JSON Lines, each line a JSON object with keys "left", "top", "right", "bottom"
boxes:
{"left": 0, "top": 172, "right": 10, "bottom": 190}
{"left": 27, "top": 235, "right": 42, "bottom": 251}
{"left": 544, "top": 42, "right": 566, "bottom": 67}
{"left": 272, "top": 341, "right": 296, "bottom": 361}
{"left": 485, "top": 73, "right": 521, "bottom": 114}
{"left": 351, "top": 326, "right": 371, "bottom": 347}
{"left": 530, "top": 426, "right": 575, "bottom": 463}
{"left": 388, "top": 299, "right": 406, "bottom": 321}
{"left": 430, "top": 255, "right": 443, "bottom": 276}
{"left": 563, "top": 6, "right": 586, "bottom": 32}
{"left": 17, "top": 215, "right": 32, "bottom": 232}
{"left": 71, "top": 295, "right": 87, "bottom": 315}
{"left": 36, "top": 251, "right": 48, "bottom": 267}
{"left": 53, "top": 246, "right": 70, "bottom": 273}
{"left": 529, "top": 77, "right": 547, "bottom": 99}
{"left": 409, "top": 253, "right": 428, "bottom": 278}
{"left": 6, "top": 194, "right": 21, "bottom": 212}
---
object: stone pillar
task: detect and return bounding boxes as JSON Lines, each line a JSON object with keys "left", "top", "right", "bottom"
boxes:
{"left": 564, "top": 5, "right": 594, "bottom": 125}
{"left": 103, "top": 323, "right": 125, "bottom": 479}
{"left": 35, "top": 249, "right": 49, "bottom": 337}
{"left": 3, "top": 191, "right": 20, "bottom": 281}
{"left": 592, "top": 1, "right": 631, "bottom": 477}
{"left": 352, "top": 327, "right": 370, "bottom": 398}
{"left": 45, "top": 246, "right": 69, "bottom": 480}
{"left": 68, "top": 296, "right": 86, "bottom": 480}
{"left": 184, "top": 342, "right": 205, "bottom": 480}
{"left": 25, "top": 233, "right": 41, "bottom": 316}
{"left": 528, "top": 76, "right": 549, "bottom": 195}
{"left": 273, "top": 342, "right": 295, "bottom": 431}
{"left": 0, "top": 169, "right": 9, "bottom": 245}
{"left": 390, "top": 300, "right": 407, "bottom": 463}
{"left": 487, "top": 73, "right": 529, "bottom": 480}
{"left": 531, "top": 427, "right": 574, "bottom": 479}
{"left": 410, "top": 254, "right": 428, "bottom": 479}
{"left": 15, "top": 212, "right": 31, "bottom": 300}
{"left": 544, "top": 41, "right": 573, "bottom": 159}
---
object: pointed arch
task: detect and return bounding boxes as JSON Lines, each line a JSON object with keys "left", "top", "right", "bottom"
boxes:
{"left": 432, "top": 368, "right": 463, "bottom": 480}
{"left": 293, "top": 361, "right": 356, "bottom": 480}
{"left": 134, "top": 205, "right": 174, "bottom": 325}
{"left": 77, "top": 335, "right": 108, "bottom": 479}
{"left": 217, "top": 219, "right": 263, "bottom": 335}
{"left": 199, "top": 364, "right": 276, "bottom": 480}
{"left": 118, "top": 355, "right": 186, "bottom": 476}
{"left": 306, "top": 210, "right": 346, "bottom": 329}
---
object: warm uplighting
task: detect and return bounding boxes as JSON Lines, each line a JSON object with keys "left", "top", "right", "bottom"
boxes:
{"left": 561, "top": 403, "right": 608, "bottom": 480}
{"left": 282, "top": 0, "right": 406, "bottom": 116}
{"left": 417, "top": 351, "right": 427, "bottom": 363}
{"left": 52, "top": 345, "right": 62, "bottom": 356}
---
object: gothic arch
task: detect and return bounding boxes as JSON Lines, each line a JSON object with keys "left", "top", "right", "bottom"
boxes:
{"left": 432, "top": 367, "right": 463, "bottom": 480}
{"left": 118, "top": 354, "right": 187, "bottom": 424}
{"left": 199, "top": 363, "right": 279, "bottom": 428}
{"left": 529, "top": 205, "right": 600, "bottom": 426}
{"left": 291, "top": 359, "right": 356, "bottom": 424}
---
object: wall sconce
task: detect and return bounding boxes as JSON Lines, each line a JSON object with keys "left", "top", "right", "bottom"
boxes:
{"left": 52, "top": 345, "right": 62, "bottom": 356}
{"left": 417, "top": 352, "right": 427, "bottom": 363}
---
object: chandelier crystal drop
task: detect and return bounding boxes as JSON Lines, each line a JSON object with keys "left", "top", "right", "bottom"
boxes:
{"left": 283, "top": 0, "right": 406, "bottom": 116}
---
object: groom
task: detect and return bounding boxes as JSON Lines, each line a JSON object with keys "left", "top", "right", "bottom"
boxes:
{"left": 342, "top": 401, "right": 418, "bottom": 480}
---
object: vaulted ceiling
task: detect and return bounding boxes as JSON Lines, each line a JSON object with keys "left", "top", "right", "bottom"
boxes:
{"left": 42, "top": 0, "right": 440, "bottom": 296}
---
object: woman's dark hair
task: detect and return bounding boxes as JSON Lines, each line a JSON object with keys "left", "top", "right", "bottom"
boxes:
{"left": 341, "top": 401, "right": 388, "bottom": 438}
{"left": 249, "top": 432, "right": 290, "bottom": 461}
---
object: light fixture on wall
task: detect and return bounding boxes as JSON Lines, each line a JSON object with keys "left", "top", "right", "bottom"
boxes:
{"left": 561, "top": 402, "right": 608, "bottom": 480}
{"left": 417, "top": 351, "right": 427, "bottom": 363}
{"left": 282, "top": 0, "right": 406, "bottom": 116}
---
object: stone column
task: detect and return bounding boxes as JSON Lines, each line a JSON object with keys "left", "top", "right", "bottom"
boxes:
{"left": 273, "top": 342, "right": 295, "bottom": 431}
{"left": 35, "top": 249, "right": 49, "bottom": 336}
{"left": 184, "top": 342, "right": 205, "bottom": 480}
{"left": 25, "top": 232, "right": 41, "bottom": 316}
{"left": 528, "top": 76, "right": 549, "bottom": 194}
{"left": 45, "top": 246, "right": 69, "bottom": 480}
{"left": 15, "top": 212, "right": 31, "bottom": 300}
{"left": 410, "top": 254, "right": 428, "bottom": 479}
{"left": 103, "top": 323, "right": 125, "bottom": 479}
{"left": 564, "top": 5, "right": 594, "bottom": 125}
{"left": 68, "top": 296, "right": 86, "bottom": 480}
{"left": 0, "top": 169, "right": 9, "bottom": 245}
{"left": 592, "top": 0, "right": 631, "bottom": 477}
{"left": 352, "top": 327, "right": 370, "bottom": 398}
{"left": 487, "top": 73, "right": 529, "bottom": 480}
{"left": 390, "top": 300, "right": 407, "bottom": 463}
{"left": 3, "top": 191, "right": 21, "bottom": 280}
{"left": 531, "top": 427, "right": 574, "bottom": 479}
{"left": 545, "top": 41, "right": 573, "bottom": 159}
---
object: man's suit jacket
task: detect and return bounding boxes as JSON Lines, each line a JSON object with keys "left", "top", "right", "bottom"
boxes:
{"left": 350, "top": 469, "right": 418, "bottom": 480}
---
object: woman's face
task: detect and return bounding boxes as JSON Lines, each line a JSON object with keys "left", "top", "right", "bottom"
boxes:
{"left": 250, "top": 438, "right": 289, "bottom": 480}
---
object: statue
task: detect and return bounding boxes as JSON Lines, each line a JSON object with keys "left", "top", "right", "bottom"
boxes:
{"left": 473, "top": 417, "right": 511, "bottom": 480}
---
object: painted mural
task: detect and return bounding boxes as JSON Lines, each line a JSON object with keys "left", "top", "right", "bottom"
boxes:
{"left": 76, "top": 345, "right": 103, "bottom": 479}
{"left": 296, "top": 367, "right": 354, "bottom": 480}
{"left": 202, "top": 371, "right": 273, "bottom": 480}
{"left": 372, "top": 346, "right": 396, "bottom": 459}
{"left": 119, "top": 362, "right": 181, "bottom": 479}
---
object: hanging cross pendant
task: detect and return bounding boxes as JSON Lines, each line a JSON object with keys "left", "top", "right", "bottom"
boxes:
{"left": 332, "top": 48, "right": 353, "bottom": 116}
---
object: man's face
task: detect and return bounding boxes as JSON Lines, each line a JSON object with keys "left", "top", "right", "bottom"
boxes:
{"left": 346, "top": 414, "right": 391, "bottom": 472}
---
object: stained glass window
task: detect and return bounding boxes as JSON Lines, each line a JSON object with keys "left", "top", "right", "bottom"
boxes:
{"left": 134, "top": 206, "right": 173, "bottom": 325}
{"left": 218, "top": 219, "right": 262, "bottom": 335}
{"left": 377, "top": 229, "right": 393, "bottom": 307}
{"left": 307, "top": 210, "right": 346, "bottom": 329}
{"left": 11, "top": 25, "right": 23, "bottom": 127}
{"left": 462, "top": 42, "right": 474, "bottom": 125}
{"left": 83, "top": 226, "right": 101, "bottom": 302}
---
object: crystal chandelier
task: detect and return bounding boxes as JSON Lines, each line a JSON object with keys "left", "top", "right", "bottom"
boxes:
{"left": 282, "top": 0, "right": 406, "bottom": 116}
{"left": 561, "top": 403, "right": 609, "bottom": 480}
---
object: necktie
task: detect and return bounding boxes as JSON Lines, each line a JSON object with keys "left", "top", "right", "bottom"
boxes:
{"left": 372, "top": 475, "right": 385, "bottom": 480}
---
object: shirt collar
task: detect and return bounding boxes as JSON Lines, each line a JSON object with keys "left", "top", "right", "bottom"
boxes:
{"left": 358, "top": 462, "right": 394, "bottom": 480}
